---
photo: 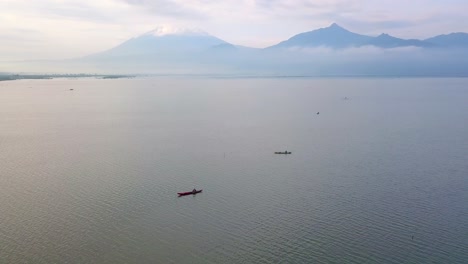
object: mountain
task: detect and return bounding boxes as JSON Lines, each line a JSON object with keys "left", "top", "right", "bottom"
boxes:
{"left": 85, "top": 23, "right": 468, "bottom": 60}
{"left": 267, "top": 23, "right": 371, "bottom": 49}
{"left": 86, "top": 25, "right": 229, "bottom": 59}
{"left": 10, "top": 23, "right": 468, "bottom": 76}
{"left": 425, "top": 33, "right": 468, "bottom": 48}
{"left": 363, "top": 33, "right": 433, "bottom": 48}
{"left": 77, "top": 25, "right": 258, "bottom": 74}
{"left": 267, "top": 23, "right": 440, "bottom": 50}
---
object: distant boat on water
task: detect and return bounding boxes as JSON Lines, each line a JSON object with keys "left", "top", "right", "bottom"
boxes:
{"left": 275, "top": 151, "right": 292, "bottom": 154}
{"left": 178, "top": 189, "right": 202, "bottom": 196}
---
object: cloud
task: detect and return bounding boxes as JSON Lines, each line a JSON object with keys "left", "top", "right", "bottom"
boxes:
{"left": 41, "top": 3, "right": 117, "bottom": 23}
{"left": 119, "top": 0, "right": 207, "bottom": 19}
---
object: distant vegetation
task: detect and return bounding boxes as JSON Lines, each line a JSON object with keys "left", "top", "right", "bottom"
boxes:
{"left": 0, "top": 73, "right": 135, "bottom": 81}
{"left": 0, "top": 74, "right": 52, "bottom": 81}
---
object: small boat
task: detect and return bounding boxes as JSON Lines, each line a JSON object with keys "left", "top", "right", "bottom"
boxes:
{"left": 275, "top": 151, "right": 292, "bottom": 154}
{"left": 178, "top": 189, "right": 202, "bottom": 196}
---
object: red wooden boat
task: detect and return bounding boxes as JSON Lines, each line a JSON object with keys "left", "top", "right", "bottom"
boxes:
{"left": 178, "top": 189, "right": 202, "bottom": 196}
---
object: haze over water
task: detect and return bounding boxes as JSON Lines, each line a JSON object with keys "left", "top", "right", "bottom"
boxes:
{"left": 1, "top": 77, "right": 467, "bottom": 263}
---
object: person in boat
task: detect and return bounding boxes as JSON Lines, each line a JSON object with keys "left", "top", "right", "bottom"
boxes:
{"left": 192, "top": 189, "right": 197, "bottom": 194}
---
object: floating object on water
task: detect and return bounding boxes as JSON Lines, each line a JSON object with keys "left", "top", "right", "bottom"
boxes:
{"left": 317, "top": 112, "right": 320, "bottom": 115}
{"left": 69, "top": 89, "right": 74, "bottom": 91}
{"left": 275, "top": 151, "right": 292, "bottom": 154}
{"left": 178, "top": 189, "right": 202, "bottom": 196}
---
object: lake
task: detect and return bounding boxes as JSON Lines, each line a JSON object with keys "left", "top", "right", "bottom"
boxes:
{"left": 1, "top": 77, "right": 467, "bottom": 263}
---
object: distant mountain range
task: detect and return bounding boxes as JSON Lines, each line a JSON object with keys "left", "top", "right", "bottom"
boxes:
{"left": 4, "top": 23, "right": 468, "bottom": 75}
{"left": 88, "top": 23, "right": 468, "bottom": 59}
{"left": 265, "top": 23, "right": 468, "bottom": 49}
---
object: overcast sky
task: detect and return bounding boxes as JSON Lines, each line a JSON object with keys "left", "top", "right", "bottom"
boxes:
{"left": 1, "top": 0, "right": 467, "bottom": 60}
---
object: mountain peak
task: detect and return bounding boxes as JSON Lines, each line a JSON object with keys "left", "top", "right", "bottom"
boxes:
{"left": 326, "top": 23, "right": 346, "bottom": 31}
{"left": 143, "top": 25, "right": 209, "bottom": 37}
{"left": 267, "top": 22, "right": 371, "bottom": 49}
{"left": 329, "top": 23, "right": 341, "bottom": 28}
{"left": 378, "top": 33, "right": 393, "bottom": 38}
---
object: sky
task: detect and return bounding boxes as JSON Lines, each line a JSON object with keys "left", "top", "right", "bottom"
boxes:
{"left": 1, "top": 0, "right": 468, "bottom": 60}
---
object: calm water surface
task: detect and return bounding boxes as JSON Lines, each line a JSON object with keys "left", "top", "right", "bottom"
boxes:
{"left": 0, "top": 77, "right": 467, "bottom": 263}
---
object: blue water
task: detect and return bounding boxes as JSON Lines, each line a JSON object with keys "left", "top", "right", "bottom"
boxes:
{"left": 0, "top": 77, "right": 467, "bottom": 263}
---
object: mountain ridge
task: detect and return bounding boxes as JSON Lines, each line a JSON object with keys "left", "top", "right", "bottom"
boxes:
{"left": 6, "top": 23, "right": 468, "bottom": 76}
{"left": 267, "top": 23, "right": 372, "bottom": 49}
{"left": 266, "top": 23, "right": 467, "bottom": 49}
{"left": 87, "top": 23, "right": 468, "bottom": 59}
